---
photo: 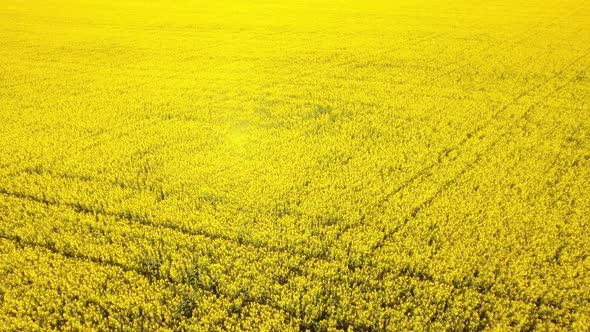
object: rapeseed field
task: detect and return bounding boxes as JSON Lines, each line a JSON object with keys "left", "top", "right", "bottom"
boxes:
{"left": 1, "top": 0, "right": 589, "bottom": 330}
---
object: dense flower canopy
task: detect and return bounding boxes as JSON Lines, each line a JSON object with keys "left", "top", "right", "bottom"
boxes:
{"left": 0, "top": 0, "right": 589, "bottom": 330}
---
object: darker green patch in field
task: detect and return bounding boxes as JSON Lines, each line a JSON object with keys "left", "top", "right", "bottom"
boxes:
{"left": 273, "top": 200, "right": 303, "bottom": 218}
{"left": 320, "top": 214, "right": 342, "bottom": 227}
{"left": 23, "top": 163, "right": 48, "bottom": 175}
{"left": 257, "top": 111, "right": 285, "bottom": 129}
{"left": 134, "top": 239, "right": 168, "bottom": 281}
{"left": 258, "top": 107, "right": 273, "bottom": 119}
{"left": 177, "top": 291, "right": 199, "bottom": 319}
{"left": 272, "top": 262, "right": 303, "bottom": 286}
{"left": 399, "top": 264, "right": 434, "bottom": 282}
{"left": 304, "top": 104, "right": 335, "bottom": 122}
{"left": 198, "top": 192, "right": 223, "bottom": 207}
{"left": 574, "top": 70, "right": 587, "bottom": 82}
{"left": 308, "top": 105, "right": 333, "bottom": 119}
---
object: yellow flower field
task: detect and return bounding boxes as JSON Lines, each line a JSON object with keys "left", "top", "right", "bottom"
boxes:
{"left": 1, "top": 0, "right": 589, "bottom": 330}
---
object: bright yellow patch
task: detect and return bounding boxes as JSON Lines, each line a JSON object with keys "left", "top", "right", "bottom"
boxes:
{"left": 1, "top": 0, "right": 589, "bottom": 330}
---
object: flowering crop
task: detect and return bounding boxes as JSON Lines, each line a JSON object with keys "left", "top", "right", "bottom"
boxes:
{"left": 1, "top": 0, "right": 589, "bottom": 330}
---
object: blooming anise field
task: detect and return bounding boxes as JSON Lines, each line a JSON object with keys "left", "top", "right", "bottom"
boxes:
{"left": 0, "top": 0, "right": 589, "bottom": 330}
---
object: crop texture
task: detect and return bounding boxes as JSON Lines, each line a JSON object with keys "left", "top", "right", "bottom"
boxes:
{"left": 1, "top": 0, "right": 589, "bottom": 330}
